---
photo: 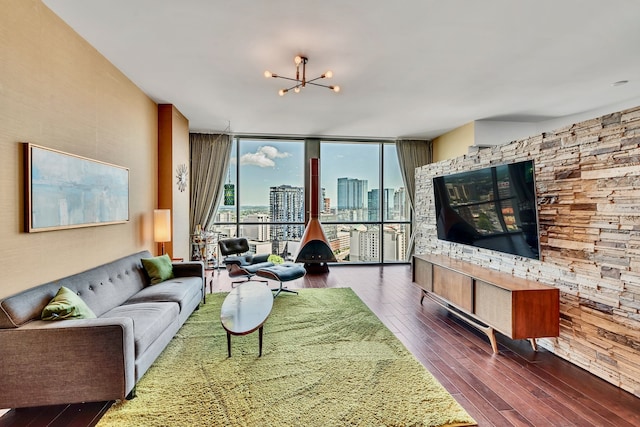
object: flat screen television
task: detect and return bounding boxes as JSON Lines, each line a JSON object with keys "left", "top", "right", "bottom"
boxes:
{"left": 432, "top": 160, "right": 540, "bottom": 259}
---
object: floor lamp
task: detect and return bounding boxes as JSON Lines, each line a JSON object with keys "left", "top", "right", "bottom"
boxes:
{"left": 153, "top": 209, "right": 171, "bottom": 255}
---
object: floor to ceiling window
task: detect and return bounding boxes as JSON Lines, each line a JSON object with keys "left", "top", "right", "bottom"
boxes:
{"left": 211, "top": 137, "right": 410, "bottom": 264}
{"left": 320, "top": 141, "right": 409, "bottom": 263}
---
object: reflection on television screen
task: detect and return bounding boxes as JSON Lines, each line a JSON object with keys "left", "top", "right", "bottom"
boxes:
{"left": 432, "top": 160, "right": 540, "bottom": 259}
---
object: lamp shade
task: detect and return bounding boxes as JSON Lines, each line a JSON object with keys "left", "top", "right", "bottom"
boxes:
{"left": 153, "top": 209, "right": 171, "bottom": 243}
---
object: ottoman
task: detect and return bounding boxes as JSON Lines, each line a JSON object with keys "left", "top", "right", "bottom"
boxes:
{"left": 256, "top": 263, "right": 306, "bottom": 297}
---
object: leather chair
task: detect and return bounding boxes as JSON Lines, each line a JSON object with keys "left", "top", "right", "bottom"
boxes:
{"left": 218, "top": 237, "right": 274, "bottom": 285}
{"left": 255, "top": 263, "right": 306, "bottom": 298}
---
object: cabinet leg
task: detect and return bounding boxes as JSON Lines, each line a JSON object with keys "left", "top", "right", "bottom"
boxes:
{"left": 420, "top": 290, "right": 426, "bottom": 305}
{"left": 529, "top": 338, "right": 538, "bottom": 351}
{"left": 488, "top": 328, "right": 499, "bottom": 354}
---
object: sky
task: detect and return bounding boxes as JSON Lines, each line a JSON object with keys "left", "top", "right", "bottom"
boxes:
{"left": 228, "top": 139, "right": 404, "bottom": 207}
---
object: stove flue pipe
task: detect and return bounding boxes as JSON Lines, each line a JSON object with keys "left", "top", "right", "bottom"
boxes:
{"left": 295, "top": 158, "right": 336, "bottom": 273}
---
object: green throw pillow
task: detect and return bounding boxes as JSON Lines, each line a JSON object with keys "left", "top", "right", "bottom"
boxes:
{"left": 142, "top": 254, "right": 174, "bottom": 284}
{"left": 41, "top": 286, "right": 96, "bottom": 320}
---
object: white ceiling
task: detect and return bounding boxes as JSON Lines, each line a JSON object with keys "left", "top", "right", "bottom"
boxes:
{"left": 43, "top": 0, "right": 640, "bottom": 140}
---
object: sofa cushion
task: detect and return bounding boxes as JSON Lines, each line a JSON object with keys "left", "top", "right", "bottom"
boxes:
{"left": 0, "top": 251, "right": 154, "bottom": 328}
{"left": 41, "top": 286, "right": 96, "bottom": 320}
{"left": 124, "top": 278, "right": 202, "bottom": 311}
{"left": 100, "top": 302, "right": 179, "bottom": 356}
{"left": 141, "top": 254, "right": 174, "bottom": 284}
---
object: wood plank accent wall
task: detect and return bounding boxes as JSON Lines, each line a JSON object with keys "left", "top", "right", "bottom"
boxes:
{"left": 415, "top": 106, "right": 640, "bottom": 397}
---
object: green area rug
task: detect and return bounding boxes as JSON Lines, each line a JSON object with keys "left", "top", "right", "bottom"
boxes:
{"left": 98, "top": 288, "right": 476, "bottom": 427}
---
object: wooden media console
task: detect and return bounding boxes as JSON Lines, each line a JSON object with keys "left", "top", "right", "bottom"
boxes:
{"left": 413, "top": 254, "right": 560, "bottom": 354}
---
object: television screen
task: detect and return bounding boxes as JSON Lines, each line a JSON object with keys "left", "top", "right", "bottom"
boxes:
{"left": 433, "top": 160, "right": 540, "bottom": 259}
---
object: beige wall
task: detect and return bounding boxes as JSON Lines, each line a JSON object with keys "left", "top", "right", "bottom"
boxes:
{"left": 0, "top": 1, "right": 158, "bottom": 299}
{"left": 415, "top": 107, "right": 640, "bottom": 397}
{"left": 432, "top": 122, "right": 474, "bottom": 162}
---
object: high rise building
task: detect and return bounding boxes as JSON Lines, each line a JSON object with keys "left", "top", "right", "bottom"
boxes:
{"left": 215, "top": 209, "right": 235, "bottom": 224}
{"left": 243, "top": 214, "right": 270, "bottom": 242}
{"left": 349, "top": 225, "right": 378, "bottom": 262}
{"left": 323, "top": 197, "right": 331, "bottom": 213}
{"left": 349, "top": 224, "right": 407, "bottom": 262}
{"left": 337, "top": 177, "right": 368, "bottom": 221}
{"left": 368, "top": 188, "right": 394, "bottom": 221}
{"left": 337, "top": 177, "right": 368, "bottom": 210}
{"left": 248, "top": 240, "right": 273, "bottom": 257}
{"left": 394, "top": 187, "right": 407, "bottom": 220}
{"left": 321, "top": 187, "right": 331, "bottom": 214}
{"left": 367, "top": 189, "right": 379, "bottom": 221}
{"left": 269, "top": 185, "right": 304, "bottom": 245}
{"left": 383, "top": 224, "right": 407, "bottom": 262}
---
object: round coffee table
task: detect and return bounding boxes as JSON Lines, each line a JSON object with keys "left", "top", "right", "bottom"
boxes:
{"left": 220, "top": 281, "right": 273, "bottom": 357}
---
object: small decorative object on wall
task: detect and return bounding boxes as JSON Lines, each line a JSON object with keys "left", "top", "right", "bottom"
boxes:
{"left": 24, "top": 143, "right": 129, "bottom": 232}
{"left": 176, "top": 163, "right": 188, "bottom": 192}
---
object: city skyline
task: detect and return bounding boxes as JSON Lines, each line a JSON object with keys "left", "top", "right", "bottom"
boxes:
{"left": 238, "top": 185, "right": 408, "bottom": 262}
{"left": 232, "top": 139, "right": 404, "bottom": 207}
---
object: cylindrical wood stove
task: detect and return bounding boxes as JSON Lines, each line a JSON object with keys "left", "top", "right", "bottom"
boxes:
{"left": 295, "top": 158, "right": 336, "bottom": 273}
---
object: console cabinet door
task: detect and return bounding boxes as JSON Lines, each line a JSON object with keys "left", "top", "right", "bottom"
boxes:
{"left": 474, "top": 280, "right": 513, "bottom": 337}
{"left": 414, "top": 258, "right": 433, "bottom": 292}
{"left": 432, "top": 265, "right": 473, "bottom": 312}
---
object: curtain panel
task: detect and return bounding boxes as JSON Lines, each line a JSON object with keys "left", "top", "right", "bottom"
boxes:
{"left": 189, "top": 133, "right": 232, "bottom": 232}
{"left": 395, "top": 139, "right": 433, "bottom": 258}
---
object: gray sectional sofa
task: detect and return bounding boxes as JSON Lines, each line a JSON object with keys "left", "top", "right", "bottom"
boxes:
{"left": 0, "top": 250, "right": 204, "bottom": 409}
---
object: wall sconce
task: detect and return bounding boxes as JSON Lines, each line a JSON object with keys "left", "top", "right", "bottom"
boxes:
{"left": 153, "top": 209, "right": 172, "bottom": 255}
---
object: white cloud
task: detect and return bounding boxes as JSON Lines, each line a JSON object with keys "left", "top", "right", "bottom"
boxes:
{"left": 240, "top": 146, "right": 291, "bottom": 168}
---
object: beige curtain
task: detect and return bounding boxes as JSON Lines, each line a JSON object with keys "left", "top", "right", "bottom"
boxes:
{"left": 189, "top": 132, "right": 233, "bottom": 232}
{"left": 395, "top": 139, "right": 433, "bottom": 258}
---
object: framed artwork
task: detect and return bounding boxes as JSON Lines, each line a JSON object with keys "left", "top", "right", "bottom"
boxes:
{"left": 25, "top": 143, "right": 129, "bottom": 232}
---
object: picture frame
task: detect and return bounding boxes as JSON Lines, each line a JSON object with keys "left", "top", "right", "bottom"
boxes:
{"left": 24, "top": 143, "right": 129, "bottom": 232}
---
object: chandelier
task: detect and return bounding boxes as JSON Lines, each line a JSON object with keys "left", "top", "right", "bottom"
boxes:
{"left": 264, "top": 56, "right": 340, "bottom": 96}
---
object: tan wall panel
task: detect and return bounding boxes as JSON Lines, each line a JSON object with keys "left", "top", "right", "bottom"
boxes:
{"left": 171, "top": 107, "right": 190, "bottom": 260}
{"left": 432, "top": 122, "right": 474, "bottom": 162}
{"left": 0, "top": 1, "right": 158, "bottom": 299}
{"left": 157, "top": 105, "right": 173, "bottom": 256}
{"left": 157, "top": 105, "right": 190, "bottom": 260}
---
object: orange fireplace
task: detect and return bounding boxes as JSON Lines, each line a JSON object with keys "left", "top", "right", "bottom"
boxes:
{"left": 295, "top": 158, "right": 336, "bottom": 273}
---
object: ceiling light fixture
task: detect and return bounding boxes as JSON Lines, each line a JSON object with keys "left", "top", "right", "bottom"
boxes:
{"left": 264, "top": 56, "right": 340, "bottom": 96}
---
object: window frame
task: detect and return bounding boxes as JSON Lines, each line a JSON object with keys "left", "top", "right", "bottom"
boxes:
{"left": 211, "top": 136, "right": 411, "bottom": 264}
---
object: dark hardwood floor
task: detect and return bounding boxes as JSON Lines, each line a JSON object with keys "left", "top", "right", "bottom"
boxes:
{"left": 2, "top": 265, "right": 639, "bottom": 426}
